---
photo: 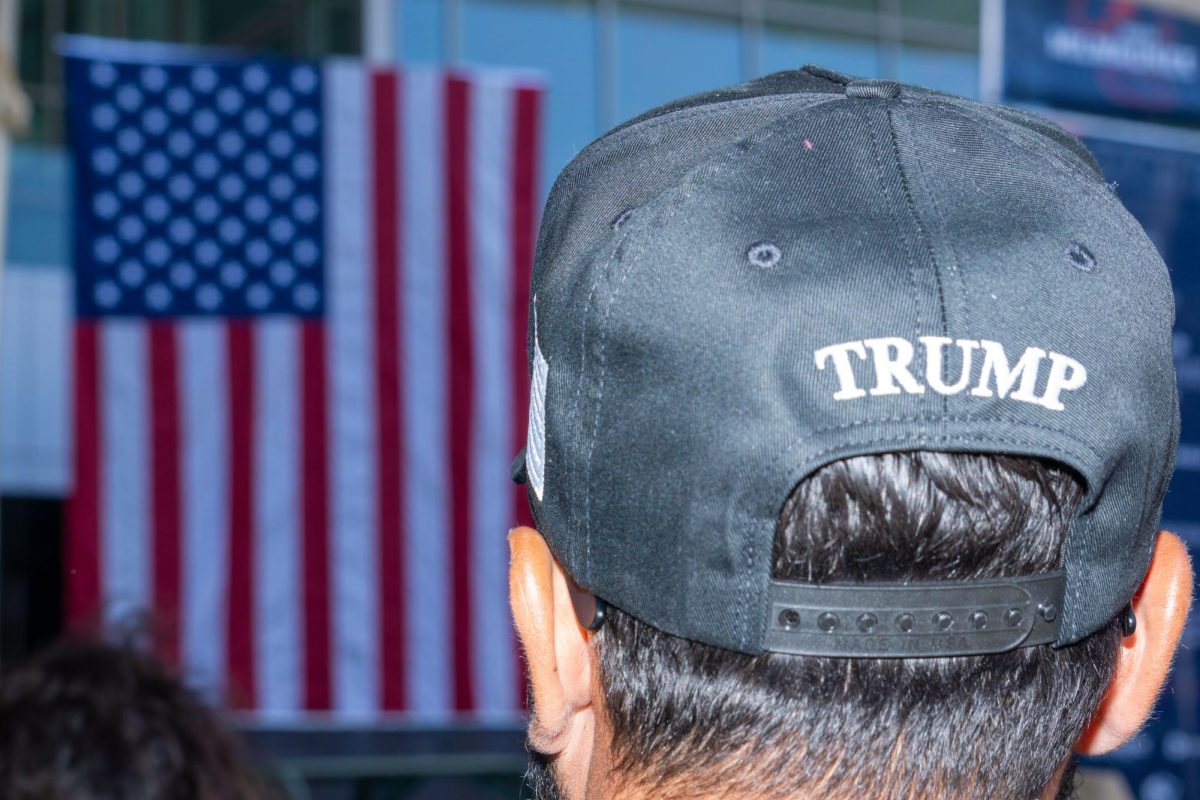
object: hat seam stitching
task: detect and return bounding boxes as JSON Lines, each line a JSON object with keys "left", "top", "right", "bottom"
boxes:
{"left": 584, "top": 193, "right": 683, "bottom": 604}
{"left": 601, "top": 86, "right": 845, "bottom": 147}
{"left": 865, "top": 107, "right": 924, "bottom": 378}
{"left": 567, "top": 101, "right": 799, "bottom": 578}
{"left": 886, "top": 103, "right": 952, "bottom": 419}
{"left": 577, "top": 113, "right": 807, "bottom": 650}
{"left": 799, "top": 414, "right": 1103, "bottom": 457}
{"left": 548, "top": 95, "right": 842, "bottom": 207}
{"left": 893, "top": 101, "right": 972, "bottom": 387}
{"left": 573, "top": 209, "right": 641, "bottom": 581}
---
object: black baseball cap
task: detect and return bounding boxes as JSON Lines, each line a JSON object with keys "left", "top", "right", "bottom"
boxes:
{"left": 514, "top": 66, "right": 1178, "bottom": 658}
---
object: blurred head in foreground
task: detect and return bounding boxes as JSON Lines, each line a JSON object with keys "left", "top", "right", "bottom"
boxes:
{"left": 0, "top": 637, "right": 275, "bottom": 800}
{"left": 510, "top": 67, "right": 1192, "bottom": 799}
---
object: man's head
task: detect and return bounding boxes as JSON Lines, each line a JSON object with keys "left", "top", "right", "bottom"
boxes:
{"left": 0, "top": 637, "right": 277, "bottom": 800}
{"left": 511, "top": 67, "right": 1191, "bottom": 799}
{"left": 511, "top": 453, "right": 1191, "bottom": 799}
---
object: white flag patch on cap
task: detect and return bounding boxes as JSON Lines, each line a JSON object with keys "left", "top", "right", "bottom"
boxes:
{"left": 527, "top": 306, "right": 548, "bottom": 501}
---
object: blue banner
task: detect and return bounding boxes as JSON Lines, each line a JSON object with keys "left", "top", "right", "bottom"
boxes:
{"left": 1004, "top": 0, "right": 1200, "bottom": 122}
{"left": 1073, "top": 124, "right": 1200, "bottom": 799}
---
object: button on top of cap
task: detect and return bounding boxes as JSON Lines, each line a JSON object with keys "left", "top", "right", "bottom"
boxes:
{"left": 846, "top": 79, "right": 901, "bottom": 99}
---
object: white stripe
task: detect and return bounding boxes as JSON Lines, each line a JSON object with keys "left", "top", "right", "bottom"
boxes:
{"left": 403, "top": 68, "right": 452, "bottom": 719}
{"left": 469, "top": 76, "right": 517, "bottom": 718}
{"left": 101, "top": 320, "right": 151, "bottom": 628}
{"left": 178, "top": 321, "right": 229, "bottom": 700}
{"left": 325, "top": 60, "right": 380, "bottom": 717}
{"left": 254, "top": 318, "right": 303, "bottom": 719}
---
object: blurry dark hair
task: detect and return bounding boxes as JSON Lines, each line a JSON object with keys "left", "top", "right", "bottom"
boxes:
{"left": 538, "top": 452, "right": 1122, "bottom": 800}
{"left": 0, "top": 637, "right": 278, "bottom": 800}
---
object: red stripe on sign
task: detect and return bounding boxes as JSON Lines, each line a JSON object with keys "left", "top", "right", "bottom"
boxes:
{"left": 226, "top": 321, "right": 256, "bottom": 709}
{"left": 302, "top": 321, "right": 332, "bottom": 711}
{"left": 509, "top": 88, "right": 540, "bottom": 537}
{"left": 445, "top": 75, "right": 476, "bottom": 713}
{"left": 372, "top": 69, "right": 408, "bottom": 711}
{"left": 148, "top": 323, "right": 182, "bottom": 664}
{"left": 509, "top": 85, "right": 542, "bottom": 711}
{"left": 67, "top": 322, "right": 102, "bottom": 629}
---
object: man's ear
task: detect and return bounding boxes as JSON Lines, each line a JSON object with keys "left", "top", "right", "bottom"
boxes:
{"left": 508, "top": 526, "right": 596, "bottom": 758}
{"left": 1076, "top": 530, "right": 1193, "bottom": 755}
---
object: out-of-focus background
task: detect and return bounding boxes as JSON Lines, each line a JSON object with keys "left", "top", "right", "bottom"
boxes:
{"left": 1, "top": 1, "right": 1200, "bottom": 798}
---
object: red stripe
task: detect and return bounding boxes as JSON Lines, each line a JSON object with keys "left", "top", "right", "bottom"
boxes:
{"left": 302, "top": 321, "right": 332, "bottom": 711}
{"left": 226, "top": 321, "right": 256, "bottom": 709}
{"left": 445, "top": 75, "right": 476, "bottom": 713}
{"left": 372, "top": 69, "right": 408, "bottom": 711}
{"left": 67, "top": 322, "right": 102, "bottom": 629}
{"left": 148, "top": 323, "right": 182, "bottom": 663}
{"left": 509, "top": 88, "right": 540, "bottom": 532}
{"left": 509, "top": 86, "right": 542, "bottom": 711}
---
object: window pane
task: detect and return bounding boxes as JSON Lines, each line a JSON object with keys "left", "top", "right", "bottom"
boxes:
{"left": 899, "top": 47, "right": 978, "bottom": 98}
{"left": 463, "top": 0, "right": 598, "bottom": 197}
{"left": 402, "top": 0, "right": 444, "bottom": 63}
{"left": 902, "top": 0, "right": 979, "bottom": 28}
{"left": 617, "top": 9, "right": 740, "bottom": 125}
{"left": 763, "top": 29, "right": 879, "bottom": 79}
{"left": 8, "top": 145, "right": 70, "bottom": 267}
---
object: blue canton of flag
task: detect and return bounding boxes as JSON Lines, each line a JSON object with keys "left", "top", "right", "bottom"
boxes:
{"left": 67, "top": 51, "right": 324, "bottom": 317}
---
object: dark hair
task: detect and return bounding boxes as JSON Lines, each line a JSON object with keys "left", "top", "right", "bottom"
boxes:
{"left": 588, "top": 452, "right": 1122, "bottom": 800}
{"left": 0, "top": 637, "right": 278, "bottom": 800}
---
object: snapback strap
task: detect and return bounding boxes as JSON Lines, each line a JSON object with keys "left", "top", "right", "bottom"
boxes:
{"left": 764, "top": 571, "right": 1065, "bottom": 657}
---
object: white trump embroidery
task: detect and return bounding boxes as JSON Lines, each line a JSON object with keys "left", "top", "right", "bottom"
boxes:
{"left": 814, "top": 336, "right": 1087, "bottom": 411}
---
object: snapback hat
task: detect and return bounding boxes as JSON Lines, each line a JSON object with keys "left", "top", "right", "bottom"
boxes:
{"left": 514, "top": 66, "right": 1179, "bottom": 658}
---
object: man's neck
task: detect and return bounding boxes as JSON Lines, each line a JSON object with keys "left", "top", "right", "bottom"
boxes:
{"left": 584, "top": 769, "right": 1068, "bottom": 800}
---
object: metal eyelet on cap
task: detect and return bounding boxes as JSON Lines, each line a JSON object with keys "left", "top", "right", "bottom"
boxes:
{"left": 747, "top": 241, "right": 781, "bottom": 269}
{"left": 1066, "top": 241, "right": 1096, "bottom": 272}
{"left": 611, "top": 207, "right": 635, "bottom": 231}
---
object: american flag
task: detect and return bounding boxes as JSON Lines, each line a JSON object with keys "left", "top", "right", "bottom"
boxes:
{"left": 64, "top": 40, "right": 541, "bottom": 722}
